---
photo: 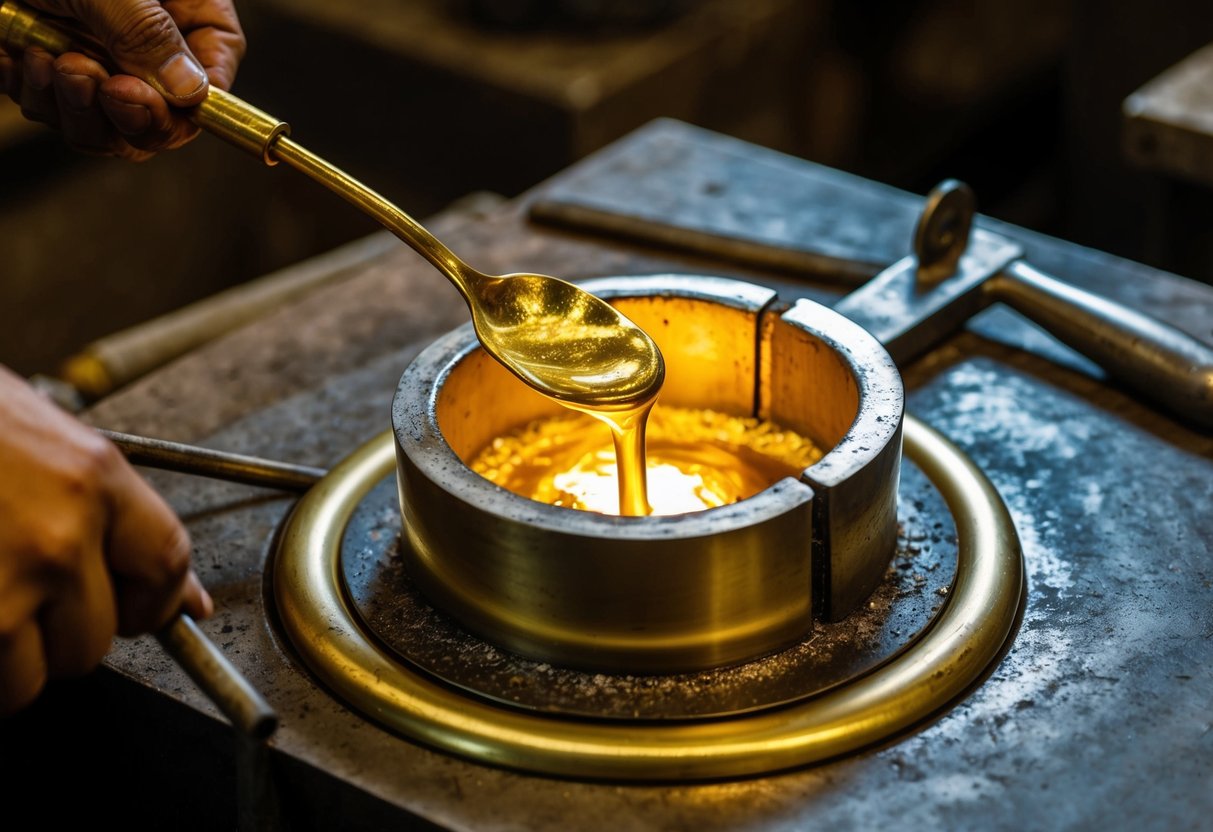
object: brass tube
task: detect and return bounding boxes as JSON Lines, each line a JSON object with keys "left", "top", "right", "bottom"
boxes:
{"left": 0, "top": 0, "right": 73, "bottom": 53}
{"left": 194, "top": 87, "right": 288, "bottom": 166}
{"left": 269, "top": 138, "right": 468, "bottom": 286}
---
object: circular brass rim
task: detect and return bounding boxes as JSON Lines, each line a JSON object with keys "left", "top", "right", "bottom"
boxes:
{"left": 273, "top": 415, "right": 1023, "bottom": 781}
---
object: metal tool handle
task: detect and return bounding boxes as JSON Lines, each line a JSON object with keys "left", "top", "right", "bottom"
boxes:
{"left": 990, "top": 260, "right": 1213, "bottom": 430}
{"left": 0, "top": 0, "right": 288, "bottom": 163}
{"left": 0, "top": 0, "right": 467, "bottom": 276}
{"left": 158, "top": 614, "right": 278, "bottom": 740}
{"left": 102, "top": 429, "right": 325, "bottom": 492}
{"left": 907, "top": 181, "right": 1213, "bottom": 431}
{"left": 61, "top": 233, "right": 397, "bottom": 399}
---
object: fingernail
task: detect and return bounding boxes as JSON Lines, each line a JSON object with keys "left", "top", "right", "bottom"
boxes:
{"left": 24, "top": 49, "right": 53, "bottom": 90}
{"left": 58, "top": 73, "right": 95, "bottom": 111}
{"left": 102, "top": 98, "right": 151, "bottom": 134}
{"left": 188, "top": 570, "right": 214, "bottom": 618}
{"left": 157, "top": 52, "right": 206, "bottom": 98}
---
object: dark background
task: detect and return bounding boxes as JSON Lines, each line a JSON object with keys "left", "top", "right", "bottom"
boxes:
{"left": 2, "top": 0, "right": 1212, "bottom": 375}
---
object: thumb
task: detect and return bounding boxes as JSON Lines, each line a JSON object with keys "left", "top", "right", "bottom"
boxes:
{"left": 59, "top": 0, "right": 210, "bottom": 105}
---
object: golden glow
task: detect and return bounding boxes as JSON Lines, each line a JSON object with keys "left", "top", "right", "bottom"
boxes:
{"left": 571, "top": 399, "right": 655, "bottom": 516}
{"left": 471, "top": 405, "right": 824, "bottom": 516}
{"left": 273, "top": 419, "right": 1023, "bottom": 780}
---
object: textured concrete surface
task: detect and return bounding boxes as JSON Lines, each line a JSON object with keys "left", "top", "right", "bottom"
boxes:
{"left": 12, "top": 120, "right": 1210, "bottom": 829}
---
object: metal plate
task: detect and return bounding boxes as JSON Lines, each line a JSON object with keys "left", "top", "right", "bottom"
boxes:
{"left": 341, "top": 456, "right": 955, "bottom": 721}
{"left": 272, "top": 417, "right": 1023, "bottom": 781}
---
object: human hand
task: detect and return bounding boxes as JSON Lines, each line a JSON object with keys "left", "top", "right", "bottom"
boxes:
{"left": 0, "top": 0, "right": 245, "bottom": 159}
{"left": 0, "top": 365, "right": 212, "bottom": 714}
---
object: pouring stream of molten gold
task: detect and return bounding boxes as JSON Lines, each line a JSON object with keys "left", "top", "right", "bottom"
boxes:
{"left": 563, "top": 401, "right": 656, "bottom": 516}
{"left": 471, "top": 406, "right": 823, "bottom": 516}
{"left": 480, "top": 296, "right": 663, "bottom": 515}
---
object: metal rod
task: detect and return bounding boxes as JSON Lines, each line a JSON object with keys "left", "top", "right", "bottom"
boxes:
{"left": 99, "top": 429, "right": 325, "bottom": 740}
{"left": 61, "top": 232, "right": 398, "bottom": 399}
{"left": 157, "top": 614, "right": 278, "bottom": 740}
{"left": 100, "top": 429, "right": 325, "bottom": 492}
{"left": 990, "top": 260, "right": 1213, "bottom": 431}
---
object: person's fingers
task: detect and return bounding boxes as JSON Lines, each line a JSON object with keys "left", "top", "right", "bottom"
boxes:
{"left": 0, "top": 366, "right": 116, "bottom": 709}
{"left": 182, "top": 568, "right": 213, "bottom": 620}
{"left": 18, "top": 47, "right": 59, "bottom": 127}
{"left": 37, "top": 534, "right": 117, "bottom": 678}
{"left": 0, "top": 621, "right": 47, "bottom": 716}
{"left": 0, "top": 368, "right": 214, "bottom": 716}
{"left": 99, "top": 73, "right": 197, "bottom": 153}
{"left": 20, "top": 0, "right": 247, "bottom": 94}
{"left": 0, "top": 47, "right": 20, "bottom": 100}
{"left": 28, "top": 0, "right": 211, "bottom": 105}
{"left": 167, "top": 0, "right": 246, "bottom": 90}
{"left": 14, "top": 1, "right": 245, "bottom": 160}
{"left": 0, "top": 546, "right": 49, "bottom": 713}
{"left": 103, "top": 461, "right": 211, "bottom": 635}
{"left": 4, "top": 427, "right": 119, "bottom": 677}
{"left": 50, "top": 51, "right": 114, "bottom": 154}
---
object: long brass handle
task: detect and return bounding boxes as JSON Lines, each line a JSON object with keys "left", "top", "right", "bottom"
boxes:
{"left": 0, "top": 0, "right": 289, "bottom": 163}
{"left": 989, "top": 260, "right": 1213, "bottom": 430}
{"left": 0, "top": 0, "right": 473, "bottom": 288}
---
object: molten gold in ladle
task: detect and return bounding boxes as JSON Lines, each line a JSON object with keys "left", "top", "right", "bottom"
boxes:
{"left": 267, "top": 138, "right": 664, "bottom": 413}
{"left": 266, "top": 110, "right": 665, "bottom": 514}
{"left": 0, "top": 0, "right": 665, "bottom": 415}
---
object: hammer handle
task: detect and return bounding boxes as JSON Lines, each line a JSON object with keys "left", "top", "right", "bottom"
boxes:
{"left": 990, "top": 260, "right": 1213, "bottom": 430}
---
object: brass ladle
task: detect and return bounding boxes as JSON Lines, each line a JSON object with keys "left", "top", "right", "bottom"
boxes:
{"left": 264, "top": 140, "right": 664, "bottom": 409}
{"left": 0, "top": 1, "right": 664, "bottom": 410}
{"left": 0, "top": 0, "right": 664, "bottom": 736}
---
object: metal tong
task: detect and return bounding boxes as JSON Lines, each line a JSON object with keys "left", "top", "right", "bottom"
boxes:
{"left": 105, "top": 430, "right": 326, "bottom": 738}
{"left": 109, "top": 431, "right": 324, "bottom": 739}
{"left": 832, "top": 180, "right": 1213, "bottom": 430}
{"left": 0, "top": 0, "right": 356, "bottom": 737}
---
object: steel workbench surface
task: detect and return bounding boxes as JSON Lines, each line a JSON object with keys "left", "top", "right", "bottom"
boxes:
{"left": 7, "top": 120, "right": 1211, "bottom": 831}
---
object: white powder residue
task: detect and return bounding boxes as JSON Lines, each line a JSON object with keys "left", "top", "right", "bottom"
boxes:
{"left": 1081, "top": 480, "right": 1104, "bottom": 516}
{"left": 927, "top": 363, "right": 1078, "bottom": 597}
{"left": 898, "top": 610, "right": 1074, "bottom": 753}
{"left": 933, "top": 364, "right": 1092, "bottom": 467}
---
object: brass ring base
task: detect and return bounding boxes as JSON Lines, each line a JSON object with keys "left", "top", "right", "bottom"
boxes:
{"left": 273, "top": 415, "right": 1023, "bottom": 781}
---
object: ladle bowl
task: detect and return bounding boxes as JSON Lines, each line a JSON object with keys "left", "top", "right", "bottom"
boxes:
{"left": 466, "top": 271, "right": 665, "bottom": 409}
